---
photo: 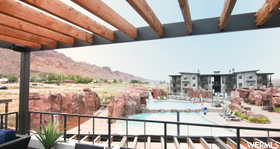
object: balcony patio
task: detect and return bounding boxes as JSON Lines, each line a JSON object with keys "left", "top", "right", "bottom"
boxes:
{"left": 1, "top": 0, "right": 280, "bottom": 148}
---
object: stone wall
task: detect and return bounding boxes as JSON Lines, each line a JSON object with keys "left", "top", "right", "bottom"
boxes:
{"left": 108, "top": 86, "right": 149, "bottom": 117}
{"left": 185, "top": 88, "right": 213, "bottom": 98}
{"left": 233, "top": 88, "right": 280, "bottom": 107}
{"left": 29, "top": 88, "right": 101, "bottom": 129}
{"left": 151, "top": 88, "right": 167, "bottom": 99}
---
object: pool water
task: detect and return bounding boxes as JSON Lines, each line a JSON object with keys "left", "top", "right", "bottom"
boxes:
{"left": 146, "top": 99, "right": 203, "bottom": 110}
{"left": 128, "top": 112, "right": 211, "bottom": 124}
{"left": 120, "top": 100, "right": 234, "bottom": 136}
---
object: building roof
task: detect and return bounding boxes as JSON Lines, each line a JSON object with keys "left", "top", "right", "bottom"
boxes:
{"left": 179, "top": 72, "right": 200, "bottom": 75}
{"left": 170, "top": 69, "right": 274, "bottom": 77}
{"left": 0, "top": 0, "right": 280, "bottom": 51}
{"left": 257, "top": 72, "right": 274, "bottom": 75}
{"left": 233, "top": 70, "right": 260, "bottom": 74}
{"left": 169, "top": 75, "right": 182, "bottom": 77}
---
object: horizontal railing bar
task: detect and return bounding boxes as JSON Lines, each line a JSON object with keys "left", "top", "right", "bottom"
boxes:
{"left": 0, "top": 112, "right": 18, "bottom": 115}
{"left": 29, "top": 111, "right": 280, "bottom": 132}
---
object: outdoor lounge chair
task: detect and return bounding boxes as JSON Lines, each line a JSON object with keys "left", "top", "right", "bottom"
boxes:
{"left": 0, "top": 136, "right": 31, "bottom": 149}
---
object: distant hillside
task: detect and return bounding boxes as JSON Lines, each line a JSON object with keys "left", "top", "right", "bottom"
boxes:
{"left": 0, "top": 48, "right": 146, "bottom": 82}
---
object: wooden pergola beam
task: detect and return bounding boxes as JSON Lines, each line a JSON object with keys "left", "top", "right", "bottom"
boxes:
{"left": 178, "top": 0, "right": 192, "bottom": 34}
{"left": 0, "top": 24, "right": 56, "bottom": 48}
{"left": 21, "top": 0, "right": 114, "bottom": 41}
{"left": 0, "top": 13, "right": 74, "bottom": 46}
{"left": 0, "top": 0, "right": 93, "bottom": 43}
{"left": 127, "top": 0, "right": 164, "bottom": 37}
{"left": 256, "top": 0, "right": 280, "bottom": 26}
{"left": 0, "top": 34, "right": 41, "bottom": 49}
{"left": 72, "top": 0, "right": 138, "bottom": 39}
{"left": 219, "top": 0, "right": 237, "bottom": 30}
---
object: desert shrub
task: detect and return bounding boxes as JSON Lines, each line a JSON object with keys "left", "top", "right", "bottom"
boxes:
{"left": 234, "top": 111, "right": 270, "bottom": 124}
{"left": 274, "top": 107, "right": 280, "bottom": 113}
{"left": 130, "top": 80, "right": 142, "bottom": 84}
{"left": 75, "top": 77, "right": 93, "bottom": 84}
{"left": 7, "top": 75, "right": 18, "bottom": 83}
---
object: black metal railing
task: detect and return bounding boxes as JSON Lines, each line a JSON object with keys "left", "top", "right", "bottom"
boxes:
{"left": 29, "top": 111, "right": 280, "bottom": 149}
{"left": 0, "top": 112, "right": 18, "bottom": 131}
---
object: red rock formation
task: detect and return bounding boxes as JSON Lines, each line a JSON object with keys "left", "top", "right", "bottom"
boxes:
{"left": 248, "top": 90, "right": 263, "bottom": 106}
{"left": 272, "top": 97, "right": 280, "bottom": 107}
{"left": 151, "top": 88, "right": 167, "bottom": 99}
{"left": 108, "top": 86, "right": 149, "bottom": 117}
{"left": 29, "top": 88, "right": 101, "bottom": 129}
{"left": 236, "top": 88, "right": 250, "bottom": 98}
{"left": 185, "top": 88, "right": 213, "bottom": 99}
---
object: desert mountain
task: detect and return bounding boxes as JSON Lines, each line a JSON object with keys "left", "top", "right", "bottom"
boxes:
{"left": 0, "top": 48, "right": 146, "bottom": 81}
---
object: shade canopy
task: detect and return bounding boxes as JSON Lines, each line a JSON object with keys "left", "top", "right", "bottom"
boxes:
{"left": 0, "top": 0, "right": 279, "bottom": 52}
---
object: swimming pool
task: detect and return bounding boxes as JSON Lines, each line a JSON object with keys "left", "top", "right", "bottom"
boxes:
{"left": 120, "top": 100, "right": 234, "bottom": 136}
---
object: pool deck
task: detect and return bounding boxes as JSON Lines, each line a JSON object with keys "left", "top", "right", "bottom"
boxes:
{"left": 68, "top": 100, "right": 280, "bottom": 137}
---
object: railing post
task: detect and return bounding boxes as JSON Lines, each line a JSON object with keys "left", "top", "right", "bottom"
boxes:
{"left": 15, "top": 112, "right": 18, "bottom": 132}
{"left": 92, "top": 117, "right": 95, "bottom": 142}
{"left": 144, "top": 122, "right": 146, "bottom": 149}
{"left": 126, "top": 120, "right": 128, "bottom": 147}
{"left": 63, "top": 115, "right": 67, "bottom": 142}
{"left": 5, "top": 103, "right": 8, "bottom": 129}
{"left": 177, "top": 111, "right": 180, "bottom": 136}
{"left": 236, "top": 128, "right": 240, "bottom": 149}
{"left": 39, "top": 113, "right": 42, "bottom": 132}
{"left": 108, "top": 118, "right": 112, "bottom": 148}
{"left": 0, "top": 115, "right": 3, "bottom": 129}
{"left": 164, "top": 123, "right": 167, "bottom": 149}
{"left": 78, "top": 117, "right": 81, "bottom": 141}
{"left": 4, "top": 114, "right": 8, "bottom": 129}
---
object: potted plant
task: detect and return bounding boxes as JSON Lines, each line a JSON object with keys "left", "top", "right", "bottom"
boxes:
{"left": 36, "top": 122, "right": 62, "bottom": 149}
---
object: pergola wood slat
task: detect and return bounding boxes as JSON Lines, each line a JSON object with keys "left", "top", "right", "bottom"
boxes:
{"left": 127, "top": 0, "right": 164, "bottom": 37}
{"left": 219, "top": 0, "right": 237, "bottom": 30}
{"left": 1, "top": 11, "right": 280, "bottom": 51}
{"left": 0, "top": 13, "right": 74, "bottom": 46}
{"left": 72, "top": 0, "right": 138, "bottom": 39}
{"left": 0, "top": 24, "right": 56, "bottom": 48}
{"left": 0, "top": 34, "right": 41, "bottom": 49}
{"left": 21, "top": 0, "right": 114, "bottom": 41}
{"left": 178, "top": 0, "right": 192, "bottom": 34}
{"left": 256, "top": 0, "right": 280, "bottom": 26}
{"left": 0, "top": 0, "right": 93, "bottom": 43}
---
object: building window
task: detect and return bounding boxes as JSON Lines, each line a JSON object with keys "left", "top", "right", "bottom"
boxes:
{"left": 184, "top": 83, "right": 188, "bottom": 87}
{"left": 184, "top": 77, "right": 188, "bottom": 80}
{"left": 249, "top": 76, "right": 253, "bottom": 79}
{"left": 192, "top": 76, "right": 196, "bottom": 80}
{"left": 238, "top": 75, "right": 242, "bottom": 79}
{"left": 239, "top": 83, "right": 243, "bottom": 88}
{"left": 193, "top": 84, "right": 196, "bottom": 87}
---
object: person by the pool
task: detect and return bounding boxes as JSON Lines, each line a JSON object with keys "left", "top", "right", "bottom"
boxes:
{"left": 203, "top": 106, "right": 208, "bottom": 115}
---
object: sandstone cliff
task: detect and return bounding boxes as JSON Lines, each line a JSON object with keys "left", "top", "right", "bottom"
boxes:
{"left": 0, "top": 48, "right": 146, "bottom": 81}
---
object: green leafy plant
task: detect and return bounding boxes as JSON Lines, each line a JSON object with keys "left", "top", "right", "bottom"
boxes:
{"left": 274, "top": 107, "right": 280, "bottom": 113}
{"left": 36, "top": 123, "right": 62, "bottom": 149}
{"left": 234, "top": 111, "right": 270, "bottom": 124}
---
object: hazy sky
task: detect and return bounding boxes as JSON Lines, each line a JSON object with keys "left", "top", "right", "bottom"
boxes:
{"left": 58, "top": 0, "right": 280, "bottom": 81}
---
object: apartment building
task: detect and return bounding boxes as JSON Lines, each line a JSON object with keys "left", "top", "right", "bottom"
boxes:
{"left": 169, "top": 70, "right": 273, "bottom": 95}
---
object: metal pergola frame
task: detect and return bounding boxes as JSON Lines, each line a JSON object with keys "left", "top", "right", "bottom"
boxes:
{"left": 0, "top": 0, "right": 280, "bottom": 135}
